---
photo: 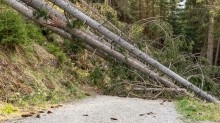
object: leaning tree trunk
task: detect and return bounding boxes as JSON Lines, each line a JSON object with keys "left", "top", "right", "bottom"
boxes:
{"left": 6, "top": 0, "right": 182, "bottom": 90}
{"left": 78, "top": 0, "right": 133, "bottom": 43}
{"left": 46, "top": 0, "right": 219, "bottom": 103}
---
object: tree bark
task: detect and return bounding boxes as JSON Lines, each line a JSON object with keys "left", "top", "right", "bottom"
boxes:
{"left": 138, "top": 0, "right": 142, "bottom": 20}
{"left": 133, "top": 88, "right": 186, "bottom": 93}
{"left": 46, "top": 0, "right": 220, "bottom": 103}
{"left": 78, "top": 0, "right": 133, "bottom": 43}
{"left": 146, "top": 0, "right": 149, "bottom": 18}
{"left": 20, "top": 0, "right": 67, "bottom": 22}
{"left": 49, "top": 13, "right": 180, "bottom": 89}
{"left": 152, "top": 0, "right": 155, "bottom": 17}
{"left": 214, "top": 37, "right": 220, "bottom": 66}
{"left": 14, "top": 1, "right": 108, "bottom": 60}
{"left": 207, "top": 15, "right": 214, "bottom": 65}
{"left": 6, "top": 0, "right": 180, "bottom": 90}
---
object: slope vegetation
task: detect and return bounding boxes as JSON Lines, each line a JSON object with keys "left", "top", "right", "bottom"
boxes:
{"left": 0, "top": 5, "right": 90, "bottom": 120}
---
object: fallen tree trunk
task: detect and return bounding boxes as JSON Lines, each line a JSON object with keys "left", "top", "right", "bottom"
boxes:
{"left": 47, "top": 14, "right": 181, "bottom": 89}
{"left": 133, "top": 88, "right": 186, "bottom": 92}
{"left": 46, "top": 0, "right": 220, "bottom": 103}
{"left": 78, "top": 0, "right": 133, "bottom": 43}
{"left": 19, "top": 0, "right": 108, "bottom": 58}
{"left": 16, "top": 0, "right": 182, "bottom": 89}
{"left": 6, "top": 0, "right": 182, "bottom": 89}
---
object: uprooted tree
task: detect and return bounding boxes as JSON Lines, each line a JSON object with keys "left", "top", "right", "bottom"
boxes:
{"left": 4, "top": 0, "right": 220, "bottom": 104}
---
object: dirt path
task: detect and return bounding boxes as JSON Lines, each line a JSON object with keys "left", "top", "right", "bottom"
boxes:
{"left": 3, "top": 95, "right": 182, "bottom": 123}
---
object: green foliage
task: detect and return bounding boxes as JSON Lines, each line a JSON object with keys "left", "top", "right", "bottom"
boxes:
{"left": 175, "top": 0, "right": 211, "bottom": 53}
{"left": 33, "top": 9, "right": 48, "bottom": 20}
{"left": 152, "top": 38, "right": 193, "bottom": 70}
{"left": 0, "top": 104, "right": 17, "bottom": 115}
{"left": 108, "top": 61, "right": 136, "bottom": 81}
{"left": 89, "top": 66, "right": 105, "bottom": 88}
{"left": 46, "top": 43, "right": 67, "bottom": 65}
{"left": 0, "top": 3, "right": 86, "bottom": 119}
{"left": 91, "top": 3, "right": 118, "bottom": 19}
{"left": 105, "top": 11, "right": 114, "bottom": 20}
{"left": 63, "top": 39, "right": 85, "bottom": 54}
{"left": 126, "top": 23, "right": 144, "bottom": 40}
{"left": 46, "top": 43, "right": 61, "bottom": 55}
{"left": 69, "top": 86, "right": 79, "bottom": 93}
{"left": 151, "top": 35, "right": 220, "bottom": 96}
{"left": 46, "top": 89, "right": 66, "bottom": 104}
{"left": 69, "top": 0, "right": 77, "bottom": 4}
{"left": 0, "top": 9, "right": 28, "bottom": 48}
{"left": 105, "top": 59, "right": 147, "bottom": 91}
{"left": 77, "top": 93, "right": 86, "bottom": 99}
{"left": 75, "top": 69, "right": 89, "bottom": 84}
{"left": 0, "top": 6, "right": 46, "bottom": 50}
{"left": 26, "top": 24, "right": 45, "bottom": 45}
{"left": 175, "top": 98, "right": 220, "bottom": 122}
{"left": 22, "top": 90, "right": 47, "bottom": 106}
{"left": 149, "top": 21, "right": 173, "bottom": 36}
{"left": 66, "top": 19, "right": 84, "bottom": 29}
{"left": 20, "top": 89, "right": 66, "bottom": 105}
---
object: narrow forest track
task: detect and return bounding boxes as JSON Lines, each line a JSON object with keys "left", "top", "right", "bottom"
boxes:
{"left": 3, "top": 96, "right": 183, "bottom": 123}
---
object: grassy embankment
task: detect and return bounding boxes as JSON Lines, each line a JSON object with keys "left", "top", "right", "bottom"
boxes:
{"left": 0, "top": 4, "right": 92, "bottom": 120}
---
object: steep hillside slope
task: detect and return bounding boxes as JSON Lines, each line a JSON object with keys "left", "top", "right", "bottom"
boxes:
{"left": 0, "top": 42, "right": 89, "bottom": 119}
{"left": 0, "top": 5, "right": 92, "bottom": 120}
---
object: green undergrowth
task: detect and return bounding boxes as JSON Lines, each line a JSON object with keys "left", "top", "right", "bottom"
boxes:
{"left": 0, "top": 4, "right": 90, "bottom": 121}
{"left": 175, "top": 97, "right": 220, "bottom": 122}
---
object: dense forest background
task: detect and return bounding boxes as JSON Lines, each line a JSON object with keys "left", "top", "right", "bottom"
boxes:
{"left": 82, "top": 0, "right": 220, "bottom": 94}
{"left": 89, "top": 0, "right": 220, "bottom": 65}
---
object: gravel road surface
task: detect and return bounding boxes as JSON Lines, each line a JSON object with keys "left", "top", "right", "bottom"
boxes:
{"left": 4, "top": 95, "right": 182, "bottom": 123}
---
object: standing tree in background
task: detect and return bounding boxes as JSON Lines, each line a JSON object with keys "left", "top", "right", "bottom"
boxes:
{"left": 207, "top": 7, "right": 214, "bottom": 65}
{"left": 177, "top": 0, "right": 220, "bottom": 65}
{"left": 179, "top": 0, "right": 209, "bottom": 55}
{"left": 206, "top": 1, "right": 220, "bottom": 65}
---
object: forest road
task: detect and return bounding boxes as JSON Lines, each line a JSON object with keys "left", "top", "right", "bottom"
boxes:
{"left": 4, "top": 95, "right": 183, "bottom": 123}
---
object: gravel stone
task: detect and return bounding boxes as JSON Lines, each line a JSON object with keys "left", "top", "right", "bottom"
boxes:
{"left": 4, "top": 95, "right": 183, "bottom": 123}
